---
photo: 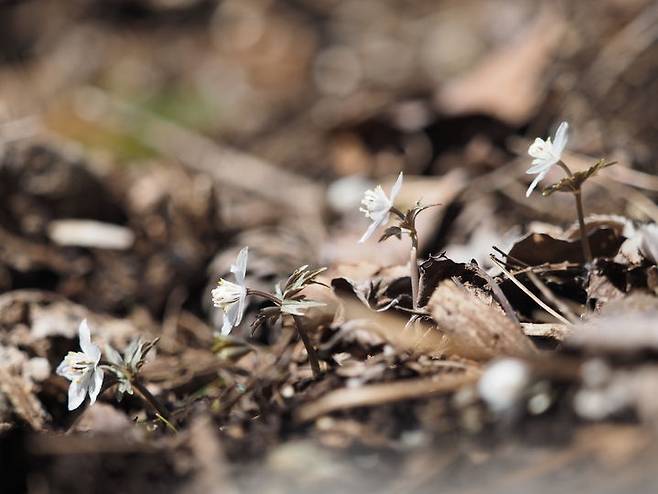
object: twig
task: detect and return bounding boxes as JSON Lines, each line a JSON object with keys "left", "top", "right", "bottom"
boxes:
{"left": 526, "top": 271, "right": 579, "bottom": 323}
{"left": 296, "top": 371, "right": 480, "bottom": 423}
{"left": 490, "top": 255, "right": 571, "bottom": 326}
{"left": 492, "top": 245, "right": 530, "bottom": 268}
{"left": 468, "top": 262, "right": 520, "bottom": 327}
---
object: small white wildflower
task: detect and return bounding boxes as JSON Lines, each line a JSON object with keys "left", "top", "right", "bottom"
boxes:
{"left": 56, "top": 319, "right": 104, "bottom": 411}
{"left": 358, "top": 171, "right": 403, "bottom": 243}
{"left": 526, "top": 121, "right": 569, "bottom": 197}
{"left": 477, "top": 358, "right": 530, "bottom": 414}
{"left": 212, "top": 247, "right": 248, "bottom": 335}
{"left": 638, "top": 223, "right": 658, "bottom": 264}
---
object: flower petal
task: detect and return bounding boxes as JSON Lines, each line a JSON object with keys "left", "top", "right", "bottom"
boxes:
{"left": 78, "top": 319, "right": 101, "bottom": 363}
{"left": 526, "top": 171, "right": 547, "bottom": 197}
{"left": 56, "top": 357, "right": 72, "bottom": 379}
{"left": 528, "top": 138, "right": 547, "bottom": 158}
{"left": 88, "top": 367, "right": 104, "bottom": 405}
{"left": 389, "top": 171, "right": 404, "bottom": 203}
{"left": 234, "top": 290, "right": 247, "bottom": 327}
{"left": 526, "top": 160, "right": 552, "bottom": 174}
{"left": 552, "top": 121, "right": 569, "bottom": 157}
{"left": 231, "top": 247, "right": 249, "bottom": 285}
{"left": 67, "top": 378, "right": 87, "bottom": 411}
{"left": 104, "top": 344, "right": 123, "bottom": 366}
{"left": 358, "top": 215, "right": 385, "bottom": 243}
{"left": 221, "top": 300, "right": 241, "bottom": 335}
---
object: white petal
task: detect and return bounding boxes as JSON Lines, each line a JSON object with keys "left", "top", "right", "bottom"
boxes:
{"left": 56, "top": 359, "right": 70, "bottom": 378}
{"left": 68, "top": 379, "right": 87, "bottom": 410}
{"left": 231, "top": 247, "right": 249, "bottom": 285}
{"left": 526, "top": 160, "right": 552, "bottom": 174}
{"left": 88, "top": 367, "right": 104, "bottom": 405}
{"left": 221, "top": 300, "right": 241, "bottom": 335}
{"left": 57, "top": 352, "right": 86, "bottom": 380}
{"left": 528, "top": 138, "right": 547, "bottom": 158}
{"left": 220, "top": 318, "right": 233, "bottom": 335}
{"left": 552, "top": 121, "right": 569, "bottom": 157}
{"left": 389, "top": 171, "right": 404, "bottom": 203}
{"left": 78, "top": 319, "right": 92, "bottom": 354}
{"left": 359, "top": 216, "right": 384, "bottom": 243}
{"left": 78, "top": 320, "right": 101, "bottom": 363}
{"left": 104, "top": 344, "right": 123, "bottom": 366}
{"left": 234, "top": 290, "right": 247, "bottom": 327}
{"left": 526, "top": 171, "right": 547, "bottom": 197}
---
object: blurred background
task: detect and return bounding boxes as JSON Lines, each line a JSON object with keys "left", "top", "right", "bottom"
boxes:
{"left": 1, "top": 0, "right": 656, "bottom": 293}
{"left": 1, "top": 0, "right": 657, "bottom": 342}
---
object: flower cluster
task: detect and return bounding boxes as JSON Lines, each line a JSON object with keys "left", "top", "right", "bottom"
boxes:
{"left": 210, "top": 247, "right": 328, "bottom": 377}
{"left": 57, "top": 319, "right": 159, "bottom": 411}
{"left": 211, "top": 248, "right": 326, "bottom": 334}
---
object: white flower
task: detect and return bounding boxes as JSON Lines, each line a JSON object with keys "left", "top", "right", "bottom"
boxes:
{"left": 56, "top": 319, "right": 104, "bottom": 411}
{"left": 358, "top": 172, "right": 403, "bottom": 243}
{"left": 526, "top": 121, "right": 569, "bottom": 197}
{"left": 639, "top": 223, "right": 658, "bottom": 264}
{"left": 212, "top": 247, "right": 248, "bottom": 335}
{"left": 477, "top": 358, "right": 530, "bottom": 414}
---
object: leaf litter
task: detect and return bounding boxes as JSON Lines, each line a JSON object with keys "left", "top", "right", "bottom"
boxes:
{"left": 1, "top": 1, "right": 658, "bottom": 492}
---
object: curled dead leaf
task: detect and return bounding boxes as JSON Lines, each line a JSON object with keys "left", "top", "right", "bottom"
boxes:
{"left": 428, "top": 281, "right": 536, "bottom": 360}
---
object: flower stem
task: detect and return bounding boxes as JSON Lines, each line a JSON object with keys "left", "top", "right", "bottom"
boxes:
{"left": 557, "top": 161, "right": 592, "bottom": 263}
{"left": 247, "top": 288, "right": 282, "bottom": 306}
{"left": 292, "top": 315, "right": 321, "bottom": 378}
{"left": 132, "top": 379, "right": 170, "bottom": 420}
{"left": 573, "top": 190, "right": 592, "bottom": 263}
{"left": 409, "top": 232, "right": 420, "bottom": 310}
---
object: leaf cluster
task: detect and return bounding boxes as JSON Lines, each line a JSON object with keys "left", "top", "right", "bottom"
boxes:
{"left": 378, "top": 202, "right": 439, "bottom": 242}
{"left": 105, "top": 337, "right": 160, "bottom": 401}
{"left": 542, "top": 160, "right": 616, "bottom": 196}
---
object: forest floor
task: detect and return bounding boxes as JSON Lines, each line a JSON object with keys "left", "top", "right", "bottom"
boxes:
{"left": 1, "top": 1, "right": 658, "bottom": 493}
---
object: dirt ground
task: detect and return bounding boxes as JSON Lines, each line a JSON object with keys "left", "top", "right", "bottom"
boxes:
{"left": 1, "top": 1, "right": 658, "bottom": 493}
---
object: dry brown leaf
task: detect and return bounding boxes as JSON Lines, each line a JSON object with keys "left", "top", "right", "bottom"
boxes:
{"left": 428, "top": 280, "right": 536, "bottom": 360}
{"left": 338, "top": 298, "right": 448, "bottom": 358}
{"left": 508, "top": 228, "right": 625, "bottom": 265}
{"left": 0, "top": 368, "right": 47, "bottom": 430}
